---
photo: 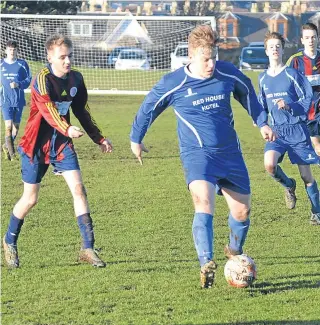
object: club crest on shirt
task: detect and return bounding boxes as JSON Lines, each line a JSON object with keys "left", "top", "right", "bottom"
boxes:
{"left": 70, "top": 87, "right": 77, "bottom": 97}
{"left": 185, "top": 88, "right": 198, "bottom": 98}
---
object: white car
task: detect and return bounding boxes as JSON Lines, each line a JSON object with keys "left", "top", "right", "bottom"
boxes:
{"left": 115, "top": 49, "right": 150, "bottom": 70}
{"left": 170, "top": 42, "right": 189, "bottom": 71}
{"left": 170, "top": 42, "right": 219, "bottom": 71}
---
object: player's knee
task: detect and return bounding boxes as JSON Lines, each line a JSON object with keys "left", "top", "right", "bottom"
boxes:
{"left": 233, "top": 207, "right": 250, "bottom": 222}
{"left": 300, "top": 173, "right": 313, "bottom": 185}
{"left": 191, "top": 193, "right": 211, "bottom": 209}
{"left": 74, "top": 183, "right": 87, "bottom": 199}
{"left": 5, "top": 126, "right": 12, "bottom": 137}
{"left": 264, "top": 163, "right": 276, "bottom": 175}
{"left": 25, "top": 196, "right": 38, "bottom": 209}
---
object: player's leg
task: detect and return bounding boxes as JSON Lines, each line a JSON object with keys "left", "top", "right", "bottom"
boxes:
{"left": 298, "top": 165, "right": 320, "bottom": 225}
{"left": 12, "top": 106, "right": 23, "bottom": 147}
{"left": 310, "top": 136, "right": 320, "bottom": 157}
{"left": 3, "top": 118, "right": 15, "bottom": 160}
{"left": 61, "top": 167, "right": 106, "bottom": 267}
{"left": 2, "top": 149, "right": 46, "bottom": 268}
{"left": 264, "top": 149, "right": 296, "bottom": 209}
{"left": 222, "top": 188, "right": 251, "bottom": 257}
{"left": 189, "top": 179, "right": 217, "bottom": 288}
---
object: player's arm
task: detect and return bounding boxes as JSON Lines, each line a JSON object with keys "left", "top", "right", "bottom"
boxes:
{"left": 232, "top": 68, "right": 268, "bottom": 127}
{"left": 70, "top": 76, "right": 107, "bottom": 145}
{"left": 130, "top": 76, "right": 173, "bottom": 144}
{"left": 17, "top": 60, "right": 32, "bottom": 89}
{"left": 130, "top": 76, "right": 174, "bottom": 163}
{"left": 286, "top": 71, "right": 313, "bottom": 117}
{"left": 257, "top": 74, "right": 269, "bottom": 114}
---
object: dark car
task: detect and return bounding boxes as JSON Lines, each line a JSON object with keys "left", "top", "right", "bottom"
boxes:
{"left": 107, "top": 46, "right": 132, "bottom": 68}
{"left": 239, "top": 47, "right": 269, "bottom": 71}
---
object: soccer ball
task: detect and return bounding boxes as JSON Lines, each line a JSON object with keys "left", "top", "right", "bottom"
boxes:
{"left": 224, "top": 254, "right": 257, "bottom": 288}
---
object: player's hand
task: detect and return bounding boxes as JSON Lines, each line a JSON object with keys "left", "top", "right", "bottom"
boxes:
{"left": 131, "top": 141, "right": 149, "bottom": 165}
{"left": 67, "top": 126, "right": 84, "bottom": 138}
{"left": 260, "top": 125, "right": 276, "bottom": 142}
{"left": 276, "top": 98, "right": 289, "bottom": 110}
{"left": 10, "top": 82, "right": 19, "bottom": 89}
{"left": 99, "top": 138, "right": 113, "bottom": 153}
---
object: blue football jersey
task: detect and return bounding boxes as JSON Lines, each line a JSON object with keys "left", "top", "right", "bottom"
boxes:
{"left": 258, "top": 66, "right": 313, "bottom": 126}
{"left": 130, "top": 61, "right": 267, "bottom": 154}
{"left": 0, "top": 58, "right": 32, "bottom": 109}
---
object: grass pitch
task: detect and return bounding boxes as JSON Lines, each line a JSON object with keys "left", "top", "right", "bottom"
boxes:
{"left": 1, "top": 77, "right": 320, "bottom": 324}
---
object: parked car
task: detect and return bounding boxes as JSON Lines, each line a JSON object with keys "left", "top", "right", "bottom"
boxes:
{"left": 170, "top": 42, "right": 219, "bottom": 71}
{"left": 248, "top": 41, "right": 265, "bottom": 47}
{"left": 170, "top": 42, "right": 189, "bottom": 71}
{"left": 107, "top": 46, "right": 132, "bottom": 68}
{"left": 239, "top": 46, "right": 269, "bottom": 71}
{"left": 115, "top": 49, "right": 150, "bottom": 70}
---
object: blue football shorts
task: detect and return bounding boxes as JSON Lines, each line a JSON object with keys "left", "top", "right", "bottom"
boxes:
{"left": 307, "top": 119, "right": 320, "bottom": 137}
{"left": 265, "top": 123, "right": 319, "bottom": 165}
{"left": 18, "top": 144, "right": 80, "bottom": 184}
{"left": 1, "top": 105, "right": 24, "bottom": 123}
{"left": 181, "top": 150, "right": 250, "bottom": 195}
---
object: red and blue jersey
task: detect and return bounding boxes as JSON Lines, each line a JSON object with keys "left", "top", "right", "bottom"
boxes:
{"left": 286, "top": 50, "right": 320, "bottom": 121}
{"left": 19, "top": 64, "right": 105, "bottom": 162}
{"left": 0, "top": 58, "right": 31, "bottom": 109}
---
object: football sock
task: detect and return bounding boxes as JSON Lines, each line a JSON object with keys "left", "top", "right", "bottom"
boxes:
{"left": 77, "top": 213, "right": 95, "bottom": 249}
{"left": 228, "top": 213, "right": 250, "bottom": 254}
{"left": 306, "top": 181, "right": 320, "bottom": 214}
{"left": 192, "top": 213, "right": 213, "bottom": 267}
{"left": 272, "top": 165, "right": 294, "bottom": 188}
{"left": 5, "top": 214, "right": 24, "bottom": 246}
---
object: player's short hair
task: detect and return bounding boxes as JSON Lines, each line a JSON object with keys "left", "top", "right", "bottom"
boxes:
{"left": 45, "top": 34, "right": 73, "bottom": 52}
{"left": 188, "top": 25, "right": 219, "bottom": 56}
{"left": 6, "top": 40, "right": 18, "bottom": 48}
{"left": 301, "top": 22, "right": 318, "bottom": 36}
{"left": 264, "top": 31, "right": 285, "bottom": 49}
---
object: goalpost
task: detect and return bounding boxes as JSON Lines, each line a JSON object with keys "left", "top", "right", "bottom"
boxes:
{"left": 0, "top": 14, "right": 216, "bottom": 95}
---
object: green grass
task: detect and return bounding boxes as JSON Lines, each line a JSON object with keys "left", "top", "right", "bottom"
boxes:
{"left": 1, "top": 81, "right": 320, "bottom": 324}
{"left": 28, "top": 61, "right": 166, "bottom": 91}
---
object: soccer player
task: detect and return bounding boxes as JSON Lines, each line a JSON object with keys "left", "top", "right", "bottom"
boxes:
{"left": 286, "top": 23, "right": 320, "bottom": 156}
{"left": 1, "top": 40, "right": 32, "bottom": 160}
{"left": 2, "top": 35, "right": 113, "bottom": 268}
{"left": 259, "top": 32, "right": 320, "bottom": 225}
{"left": 130, "top": 25, "right": 275, "bottom": 288}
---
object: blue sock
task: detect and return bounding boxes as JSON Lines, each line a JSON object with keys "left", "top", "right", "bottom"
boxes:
{"left": 77, "top": 213, "right": 95, "bottom": 249}
{"left": 306, "top": 181, "right": 320, "bottom": 213}
{"left": 228, "top": 213, "right": 250, "bottom": 254}
{"left": 5, "top": 214, "right": 24, "bottom": 245}
{"left": 192, "top": 213, "right": 213, "bottom": 267}
{"left": 272, "top": 165, "right": 294, "bottom": 188}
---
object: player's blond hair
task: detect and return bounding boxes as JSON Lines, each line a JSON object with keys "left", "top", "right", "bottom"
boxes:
{"left": 264, "top": 32, "right": 285, "bottom": 49}
{"left": 45, "top": 34, "right": 73, "bottom": 52}
{"left": 188, "top": 25, "right": 219, "bottom": 56}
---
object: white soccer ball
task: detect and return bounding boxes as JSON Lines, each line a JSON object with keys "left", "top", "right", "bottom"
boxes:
{"left": 224, "top": 254, "right": 257, "bottom": 288}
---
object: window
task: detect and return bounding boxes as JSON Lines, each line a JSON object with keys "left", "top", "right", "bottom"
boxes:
{"left": 278, "top": 23, "right": 284, "bottom": 36}
{"left": 227, "top": 23, "right": 233, "bottom": 36}
{"left": 70, "top": 22, "right": 93, "bottom": 37}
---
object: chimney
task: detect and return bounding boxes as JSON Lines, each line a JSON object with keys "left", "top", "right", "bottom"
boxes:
{"left": 171, "top": 1, "right": 177, "bottom": 15}
{"left": 251, "top": 3, "right": 257, "bottom": 13}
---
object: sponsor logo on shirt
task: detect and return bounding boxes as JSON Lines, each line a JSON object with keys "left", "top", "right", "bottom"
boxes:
{"left": 61, "top": 89, "right": 67, "bottom": 96}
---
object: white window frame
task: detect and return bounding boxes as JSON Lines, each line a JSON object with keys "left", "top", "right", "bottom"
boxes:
{"left": 70, "top": 21, "right": 93, "bottom": 37}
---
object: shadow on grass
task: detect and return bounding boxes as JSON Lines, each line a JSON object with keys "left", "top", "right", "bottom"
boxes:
{"left": 175, "top": 321, "right": 320, "bottom": 325}
{"left": 249, "top": 278, "right": 320, "bottom": 295}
